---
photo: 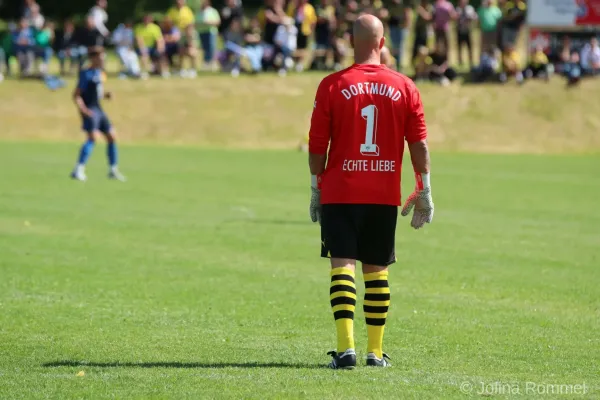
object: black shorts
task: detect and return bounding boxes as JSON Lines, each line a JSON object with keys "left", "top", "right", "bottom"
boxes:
{"left": 457, "top": 31, "right": 471, "bottom": 47}
{"left": 297, "top": 32, "right": 309, "bottom": 50}
{"left": 321, "top": 204, "right": 398, "bottom": 266}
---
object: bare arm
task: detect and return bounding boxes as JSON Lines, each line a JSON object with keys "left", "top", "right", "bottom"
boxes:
{"left": 265, "top": 9, "right": 281, "bottom": 23}
{"left": 408, "top": 140, "right": 430, "bottom": 175}
{"left": 403, "top": 8, "right": 413, "bottom": 28}
{"left": 309, "top": 153, "right": 327, "bottom": 176}
{"left": 73, "top": 87, "right": 93, "bottom": 117}
{"left": 417, "top": 6, "right": 432, "bottom": 20}
{"left": 157, "top": 37, "right": 166, "bottom": 53}
{"left": 136, "top": 36, "right": 147, "bottom": 52}
{"left": 308, "top": 80, "right": 332, "bottom": 181}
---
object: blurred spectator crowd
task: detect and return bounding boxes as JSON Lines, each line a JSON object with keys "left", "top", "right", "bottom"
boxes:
{"left": 0, "top": 0, "right": 599, "bottom": 85}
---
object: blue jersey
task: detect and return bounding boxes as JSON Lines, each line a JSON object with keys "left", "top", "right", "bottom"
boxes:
{"left": 13, "top": 28, "right": 35, "bottom": 46}
{"left": 77, "top": 68, "right": 105, "bottom": 109}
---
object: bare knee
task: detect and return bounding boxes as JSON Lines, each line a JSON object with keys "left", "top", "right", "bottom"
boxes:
{"left": 87, "top": 131, "right": 100, "bottom": 142}
{"left": 105, "top": 131, "right": 117, "bottom": 143}
{"left": 362, "top": 264, "right": 388, "bottom": 274}
{"left": 331, "top": 258, "right": 356, "bottom": 272}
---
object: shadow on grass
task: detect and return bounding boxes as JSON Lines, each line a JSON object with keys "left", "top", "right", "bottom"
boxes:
{"left": 222, "top": 219, "right": 311, "bottom": 226}
{"left": 42, "top": 360, "right": 324, "bottom": 369}
{"left": 247, "top": 219, "right": 310, "bottom": 225}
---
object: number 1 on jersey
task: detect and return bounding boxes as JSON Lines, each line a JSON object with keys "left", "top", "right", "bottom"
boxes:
{"left": 360, "top": 104, "right": 379, "bottom": 156}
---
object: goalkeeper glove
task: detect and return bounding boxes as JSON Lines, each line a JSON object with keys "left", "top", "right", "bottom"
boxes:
{"left": 401, "top": 172, "right": 434, "bottom": 229}
{"left": 309, "top": 175, "right": 322, "bottom": 224}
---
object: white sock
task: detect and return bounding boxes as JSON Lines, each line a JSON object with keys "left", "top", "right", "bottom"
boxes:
{"left": 110, "top": 165, "right": 118, "bottom": 173}
{"left": 75, "top": 164, "right": 85, "bottom": 173}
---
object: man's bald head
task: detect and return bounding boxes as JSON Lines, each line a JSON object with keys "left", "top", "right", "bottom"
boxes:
{"left": 352, "top": 14, "right": 385, "bottom": 63}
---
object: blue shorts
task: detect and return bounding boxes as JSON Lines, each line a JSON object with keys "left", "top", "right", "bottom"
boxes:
{"left": 82, "top": 109, "right": 112, "bottom": 134}
{"left": 137, "top": 46, "right": 160, "bottom": 59}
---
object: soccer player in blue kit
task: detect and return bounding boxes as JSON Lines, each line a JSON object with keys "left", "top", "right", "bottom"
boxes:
{"left": 71, "top": 47, "right": 126, "bottom": 182}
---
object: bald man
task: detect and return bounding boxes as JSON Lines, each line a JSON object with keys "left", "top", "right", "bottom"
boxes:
{"left": 308, "top": 14, "right": 434, "bottom": 369}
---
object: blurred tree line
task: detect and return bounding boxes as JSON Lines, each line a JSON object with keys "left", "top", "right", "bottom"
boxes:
{"left": 0, "top": 0, "right": 482, "bottom": 27}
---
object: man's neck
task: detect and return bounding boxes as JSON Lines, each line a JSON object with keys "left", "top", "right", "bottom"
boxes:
{"left": 355, "top": 53, "right": 381, "bottom": 65}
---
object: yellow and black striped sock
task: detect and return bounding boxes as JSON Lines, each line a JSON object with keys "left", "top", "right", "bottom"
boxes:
{"left": 330, "top": 267, "right": 356, "bottom": 353}
{"left": 364, "top": 270, "right": 390, "bottom": 359}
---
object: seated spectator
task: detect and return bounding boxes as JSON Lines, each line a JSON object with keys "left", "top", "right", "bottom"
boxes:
{"left": 34, "top": 20, "right": 54, "bottom": 75}
{"left": 274, "top": 17, "right": 298, "bottom": 76}
{"left": 13, "top": 18, "right": 36, "bottom": 76}
{"left": 524, "top": 44, "right": 550, "bottom": 81}
{"left": 136, "top": 14, "right": 168, "bottom": 78}
{"left": 196, "top": 0, "right": 221, "bottom": 71}
{"left": 563, "top": 52, "right": 582, "bottom": 86}
{"left": 179, "top": 24, "right": 199, "bottom": 77}
{"left": 243, "top": 18, "right": 265, "bottom": 74}
{"left": 580, "top": 37, "right": 600, "bottom": 76}
{"left": 471, "top": 46, "right": 497, "bottom": 82}
{"left": 500, "top": 44, "right": 523, "bottom": 84}
{"left": 222, "top": 18, "right": 244, "bottom": 75}
{"left": 429, "top": 40, "right": 457, "bottom": 85}
{"left": 112, "top": 20, "right": 140, "bottom": 78}
{"left": 55, "top": 19, "right": 82, "bottom": 75}
{"left": 161, "top": 18, "right": 181, "bottom": 68}
{"left": 413, "top": 45, "right": 431, "bottom": 81}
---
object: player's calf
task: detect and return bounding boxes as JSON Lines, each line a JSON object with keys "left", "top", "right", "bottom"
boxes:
{"left": 71, "top": 131, "right": 98, "bottom": 181}
{"left": 105, "top": 131, "right": 126, "bottom": 181}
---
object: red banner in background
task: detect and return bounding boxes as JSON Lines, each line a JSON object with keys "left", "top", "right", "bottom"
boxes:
{"left": 528, "top": 0, "right": 600, "bottom": 27}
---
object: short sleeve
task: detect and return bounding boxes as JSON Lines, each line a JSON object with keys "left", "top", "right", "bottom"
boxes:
{"left": 155, "top": 25, "right": 164, "bottom": 40}
{"left": 308, "top": 5, "right": 318, "bottom": 24}
{"left": 308, "top": 79, "right": 332, "bottom": 155}
{"left": 404, "top": 82, "right": 427, "bottom": 143}
{"left": 77, "top": 70, "right": 88, "bottom": 91}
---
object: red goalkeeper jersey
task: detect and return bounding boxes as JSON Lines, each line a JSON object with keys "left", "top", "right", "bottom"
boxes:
{"left": 309, "top": 64, "right": 428, "bottom": 206}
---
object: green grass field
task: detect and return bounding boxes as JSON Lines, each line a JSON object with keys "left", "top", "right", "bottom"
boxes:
{"left": 1, "top": 73, "right": 600, "bottom": 399}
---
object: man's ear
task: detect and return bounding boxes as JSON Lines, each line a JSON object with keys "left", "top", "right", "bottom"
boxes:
{"left": 379, "top": 36, "right": 385, "bottom": 50}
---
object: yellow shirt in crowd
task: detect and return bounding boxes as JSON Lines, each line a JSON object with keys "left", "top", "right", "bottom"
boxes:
{"left": 530, "top": 50, "right": 549, "bottom": 67}
{"left": 286, "top": 2, "right": 317, "bottom": 36}
{"left": 167, "top": 5, "right": 195, "bottom": 30}
{"left": 135, "top": 23, "right": 163, "bottom": 48}
{"left": 502, "top": 50, "right": 520, "bottom": 69}
{"left": 503, "top": 1, "right": 527, "bottom": 12}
